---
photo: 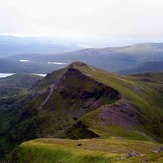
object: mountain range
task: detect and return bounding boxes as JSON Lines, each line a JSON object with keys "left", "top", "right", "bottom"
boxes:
{"left": 0, "top": 62, "right": 163, "bottom": 162}
{"left": 0, "top": 39, "right": 163, "bottom": 74}
{"left": 0, "top": 35, "right": 80, "bottom": 58}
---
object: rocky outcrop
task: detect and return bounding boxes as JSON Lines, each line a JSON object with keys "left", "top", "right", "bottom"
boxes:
{"left": 39, "top": 68, "right": 121, "bottom": 119}
{"left": 127, "top": 151, "right": 144, "bottom": 157}
{"left": 98, "top": 99, "right": 138, "bottom": 127}
{"left": 151, "top": 146, "right": 163, "bottom": 153}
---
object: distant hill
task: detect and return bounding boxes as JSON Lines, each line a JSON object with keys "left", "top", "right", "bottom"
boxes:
{"left": 0, "top": 35, "right": 80, "bottom": 58}
{"left": 0, "top": 59, "right": 61, "bottom": 73}
{"left": 118, "top": 61, "right": 163, "bottom": 75}
{"left": 0, "top": 42, "right": 163, "bottom": 73}
{"left": 0, "top": 74, "right": 43, "bottom": 107}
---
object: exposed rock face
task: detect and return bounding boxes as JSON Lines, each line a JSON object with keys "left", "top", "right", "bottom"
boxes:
{"left": 33, "top": 67, "right": 122, "bottom": 138}
{"left": 39, "top": 68, "right": 121, "bottom": 119}
{"left": 127, "top": 151, "right": 144, "bottom": 157}
{"left": 152, "top": 146, "right": 163, "bottom": 153}
{"left": 98, "top": 99, "right": 138, "bottom": 127}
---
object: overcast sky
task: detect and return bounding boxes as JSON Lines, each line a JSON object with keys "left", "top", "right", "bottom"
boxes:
{"left": 1, "top": 0, "right": 163, "bottom": 43}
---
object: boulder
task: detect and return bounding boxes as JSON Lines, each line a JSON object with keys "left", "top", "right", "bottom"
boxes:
{"left": 152, "top": 146, "right": 163, "bottom": 153}
{"left": 127, "top": 151, "right": 144, "bottom": 157}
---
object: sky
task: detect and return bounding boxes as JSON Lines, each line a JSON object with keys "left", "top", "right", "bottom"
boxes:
{"left": 1, "top": 0, "right": 163, "bottom": 45}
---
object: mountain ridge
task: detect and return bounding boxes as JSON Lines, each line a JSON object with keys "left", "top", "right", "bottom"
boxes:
{"left": 0, "top": 42, "right": 163, "bottom": 73}
{"left": 0, "top": 35, "right": 80, "bottom": 58}
{"left": 0, "top": 62, "right": 163, "bottom": 162}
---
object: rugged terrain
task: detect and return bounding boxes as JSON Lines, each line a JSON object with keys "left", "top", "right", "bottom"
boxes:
{"left": 0, "top": 62, "right": 163, "bottom": 162}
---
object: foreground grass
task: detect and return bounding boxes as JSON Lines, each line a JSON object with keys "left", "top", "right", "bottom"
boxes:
{"left": 8, "top": 138, "right": 163, "bottom": 163}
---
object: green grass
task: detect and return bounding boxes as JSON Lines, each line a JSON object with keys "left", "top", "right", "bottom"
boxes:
{"left": 79, "top": 105, "right": 148, "bottom": 141}
{"left": 7, "top": 138, "right": 163, "bottom": 163}
{"left": 0, "top": 73, "right": 42, "bottom": 100}
{"left": 32, "top": 68, "right": 66, "bottom": 92}
{"left": 0, "top": 74, "right": 43, "bottom": 162}
{"left": 74, "top": 64, "right": 163, "bottom": 142}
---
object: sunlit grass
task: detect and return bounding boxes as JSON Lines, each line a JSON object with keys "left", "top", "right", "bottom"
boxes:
{"left": 8, "top": 138, "right": 163, "bottom": 163}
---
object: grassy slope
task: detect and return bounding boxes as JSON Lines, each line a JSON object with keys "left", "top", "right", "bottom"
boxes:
{"left": 0, "top": 73, "right": 43, "bottom": 108}
{"left": 1, "top": 66, "right": 119, "bottom": 161}
{"left": 118, "top": 62, "right": 163, "bottom": 75}
{"left": 0, "top": 74, "right": 43, "bottom": 162}
{"left": 31, "top": 68, "right": 67, "bottom": 92}
{"left": 6, "top": 63, "right": 163, "bottom": 162}
{"left": 8, "top": 138, "right": 163, "bottom": 163}
{"left": 77, "top": 64, "right": 163, "bottom": 141}
{"left": 17, "top": 66, "right": 120, "bottom": 139}
{"left": 0, "top": 73, "right": 43, "bottom": 98}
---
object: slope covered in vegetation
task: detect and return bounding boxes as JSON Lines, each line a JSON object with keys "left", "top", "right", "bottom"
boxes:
{"left": 118, "top": 61, "right": 163, "bottom": 75}
{"left": 0, "top": 74, "right": 43, "bottom": 162}
{"left": 1, "top": 62, "right": 163, "bottom": 162}
{"left": 7, "top": 138, "right": 163, "bottom": 163}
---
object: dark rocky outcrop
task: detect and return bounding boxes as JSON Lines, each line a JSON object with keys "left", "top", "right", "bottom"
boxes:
{"left": 39, "top": 68, "right": 121, "bottom": 119}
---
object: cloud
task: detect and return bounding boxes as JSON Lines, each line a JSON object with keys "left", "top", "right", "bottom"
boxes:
{"left": 0, "top": 0, "right": 163, "bottom": 39}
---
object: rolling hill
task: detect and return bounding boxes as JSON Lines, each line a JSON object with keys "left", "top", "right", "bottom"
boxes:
{"left": 0, "top": 73, "right": 43, "bottom": 99}
{"left": 118, "top": 61, "right": 163, "bottom": 75}
{"left": 0, "top": 35, "right": 79, "bottom": 58}
{"left": 0, "top": 62, "right": 163, "bottom": 162}
{"left": 0, "top": 43, "right": 163, "bottom": 73}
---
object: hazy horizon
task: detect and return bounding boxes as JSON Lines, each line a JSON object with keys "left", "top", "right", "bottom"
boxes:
{"left": 1, "top": 0, "right": 163, "bottom": 47}
{"left": 1, "top": 34, "right": 163, "bottom": 48}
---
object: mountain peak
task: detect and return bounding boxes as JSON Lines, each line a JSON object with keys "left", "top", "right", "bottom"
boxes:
{"left": 68, "top": 62, "right": 89, "bottom": 68}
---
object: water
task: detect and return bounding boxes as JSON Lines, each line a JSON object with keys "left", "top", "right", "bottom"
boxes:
{"left": 0, "top": 73, "right": 46, "bottom": 78}
{"left": 48, "top": 62, "right": 67, "bottom": 65}
{"left": 0, "top": 73, "right": 15, "bottom": 78}
{"left": 32, "top": 73, "right": 46, "bottom": 77}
